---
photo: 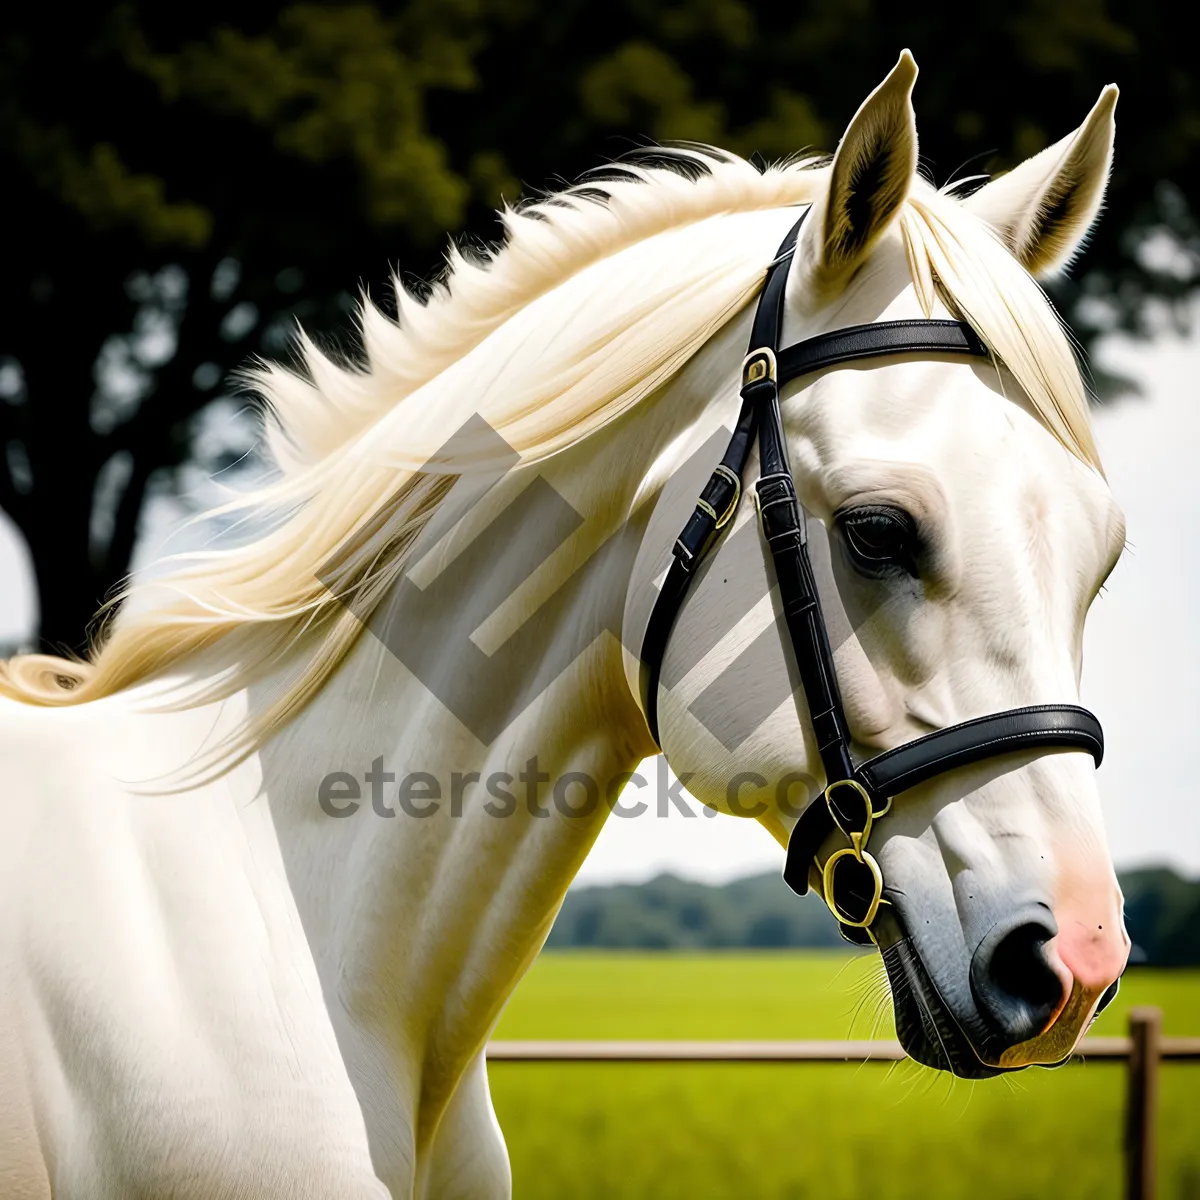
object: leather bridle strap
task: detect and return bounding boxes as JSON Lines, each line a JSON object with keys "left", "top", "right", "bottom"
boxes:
{"left": 638, "top": 207, "right": 1106, "bottom": 916}
{"left": 636, "top": 227, "right": 799, "bottom": 746}
{"left": 776, "top": 319, "right": 988, "bottom": 384}
{"left": 639, "top": 214, "right": 989, "bottom": 749}
{"left": 781, "top": 704, "right": 1104, "bottom": 893}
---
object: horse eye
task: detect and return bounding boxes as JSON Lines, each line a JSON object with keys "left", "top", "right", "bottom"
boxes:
{"left": 837, "top": 505, "right": 919, "bottom": 577}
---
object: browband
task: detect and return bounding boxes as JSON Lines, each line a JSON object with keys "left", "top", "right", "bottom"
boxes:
{"left": 776, "top": 319, "right": 988, "bottom": 387}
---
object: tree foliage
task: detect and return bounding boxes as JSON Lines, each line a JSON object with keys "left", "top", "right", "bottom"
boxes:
{"left": 2, "top": 0, "right": 1198, "bottom": 647}
{"left": 550, "top": 868, "right": 1200, "bottom": 964}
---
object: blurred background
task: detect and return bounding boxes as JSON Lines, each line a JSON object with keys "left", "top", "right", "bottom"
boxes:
{"left": 2, "top": 3, "right": 1198, "bottom": 1197}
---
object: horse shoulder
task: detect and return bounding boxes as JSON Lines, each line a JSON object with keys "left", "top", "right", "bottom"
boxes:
{"left": 0, "top": 696, "right": 388, "bottom": 1197}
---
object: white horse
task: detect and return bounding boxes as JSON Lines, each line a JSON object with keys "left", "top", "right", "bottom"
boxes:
{"left": 0, "top": 53, "right": 1130, "bottom": 1198}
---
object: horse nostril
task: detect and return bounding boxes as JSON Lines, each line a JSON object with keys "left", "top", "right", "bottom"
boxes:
{"left": 970, "top": 909, "right": 1067, "bottom": 1047}
{"left": 990, "top": 924, "right": 1062, "bottom": 1009}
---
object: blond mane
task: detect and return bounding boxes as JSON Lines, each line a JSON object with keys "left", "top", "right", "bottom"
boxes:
{"left": 0, "top": 147, "right": 1101, "bottom": 770}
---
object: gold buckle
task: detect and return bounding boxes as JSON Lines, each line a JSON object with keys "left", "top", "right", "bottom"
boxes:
{"left": 822, "top": 847, "right": 884, "bottom": 927}
{"left": 821, "top": 778, "right": 888, "bottom": 928}
{"left": 823, "top": 778, "right": 876, "bottom": 857}
{"left": 741, "top": 348, "right": 777, "bottom": 389}
{"left": 711, "top": 464, "right": 741, "bottom": 529}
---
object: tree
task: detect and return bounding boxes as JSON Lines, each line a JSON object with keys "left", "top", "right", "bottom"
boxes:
{"left": 2, "top": 3, "right": 508, "bottom": 649}
{"left": 2, "top": 0, "right": 1197, "bottom": 649}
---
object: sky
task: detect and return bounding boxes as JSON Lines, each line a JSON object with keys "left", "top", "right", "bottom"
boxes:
{"left": 1, "top": 321, "right": 1197, "bottom": 885}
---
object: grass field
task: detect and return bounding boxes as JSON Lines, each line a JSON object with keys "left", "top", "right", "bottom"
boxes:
{"left": 489, "top": 952, "right": 1200, "bottom": 1200}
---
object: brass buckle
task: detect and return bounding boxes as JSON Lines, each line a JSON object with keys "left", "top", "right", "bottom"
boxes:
{"left": 710, "top": 464, "right": 741, "bottom": 529}
{"left": 823, "top": 778, "right": 876, "bottom": 856}
{"left": 820, "top": 778, "right": 888, "bottom": 929}
{"left": 741, "top": 348, "right": 777, "bottom": 389}
{"left": 822, "top": 847, "right": 884, "bottom": 928}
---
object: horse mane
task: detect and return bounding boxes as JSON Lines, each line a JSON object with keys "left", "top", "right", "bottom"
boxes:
{"left": 0, "top": 145, "right": 1101, "bottom": 775}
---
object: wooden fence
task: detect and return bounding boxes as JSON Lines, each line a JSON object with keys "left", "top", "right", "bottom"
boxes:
{"left": 488, "top": 1007, "right": 1200, "bottom": 1200}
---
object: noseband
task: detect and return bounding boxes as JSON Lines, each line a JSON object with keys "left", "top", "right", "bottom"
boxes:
{"left": 639, "top": 210, "right": 1104, "bottom": 943}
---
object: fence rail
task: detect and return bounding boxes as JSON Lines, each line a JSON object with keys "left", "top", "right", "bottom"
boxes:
{"left": 487, "top": 1033, "right": 1200, "bottom": 1062}
{"left": 487, "top": 1008, "right": 1192, "bottom": 1200}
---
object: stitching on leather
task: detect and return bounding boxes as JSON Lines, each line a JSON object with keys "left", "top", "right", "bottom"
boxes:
{"left": 864, "top": 706, "right": 1094, "bottom": 763}
{"left": 865, "top": 728, "right": 1100, "bottom": 791}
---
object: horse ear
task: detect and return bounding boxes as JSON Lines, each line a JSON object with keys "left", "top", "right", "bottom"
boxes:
{"left": 963, "top": 86, "right": 1118, "bottom": 278}
{"left": 791, "top": 50, "right": 919, "bottom": 303}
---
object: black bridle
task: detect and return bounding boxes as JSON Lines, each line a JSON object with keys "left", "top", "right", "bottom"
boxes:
{"left": 639, "top": 210, "right": 1104, "bottom": 942}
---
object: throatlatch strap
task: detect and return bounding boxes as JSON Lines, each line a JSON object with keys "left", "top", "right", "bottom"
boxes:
{"left": 638, "top": 218, "right": 993, "bottom": 748}
{"left": 639, "top": 217, "right": 804, "bottom": 745}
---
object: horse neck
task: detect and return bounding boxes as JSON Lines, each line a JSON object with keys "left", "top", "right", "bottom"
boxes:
{"left": 247, "top": 338, "right": 745, "bottom": 1144}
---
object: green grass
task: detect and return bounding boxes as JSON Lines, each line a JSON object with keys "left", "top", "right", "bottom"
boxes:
{"left": 490, "top": 953, "right": 1200, "bottom": 1200}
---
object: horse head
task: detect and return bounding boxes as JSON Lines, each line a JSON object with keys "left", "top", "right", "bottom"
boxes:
{"left": 643, "top": 54, "right": 1128, "bottom": 1077}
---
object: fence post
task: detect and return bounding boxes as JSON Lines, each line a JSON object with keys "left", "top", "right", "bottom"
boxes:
{"left": 1125, "top": 1006, "right": 1162, "bottom": 1200}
